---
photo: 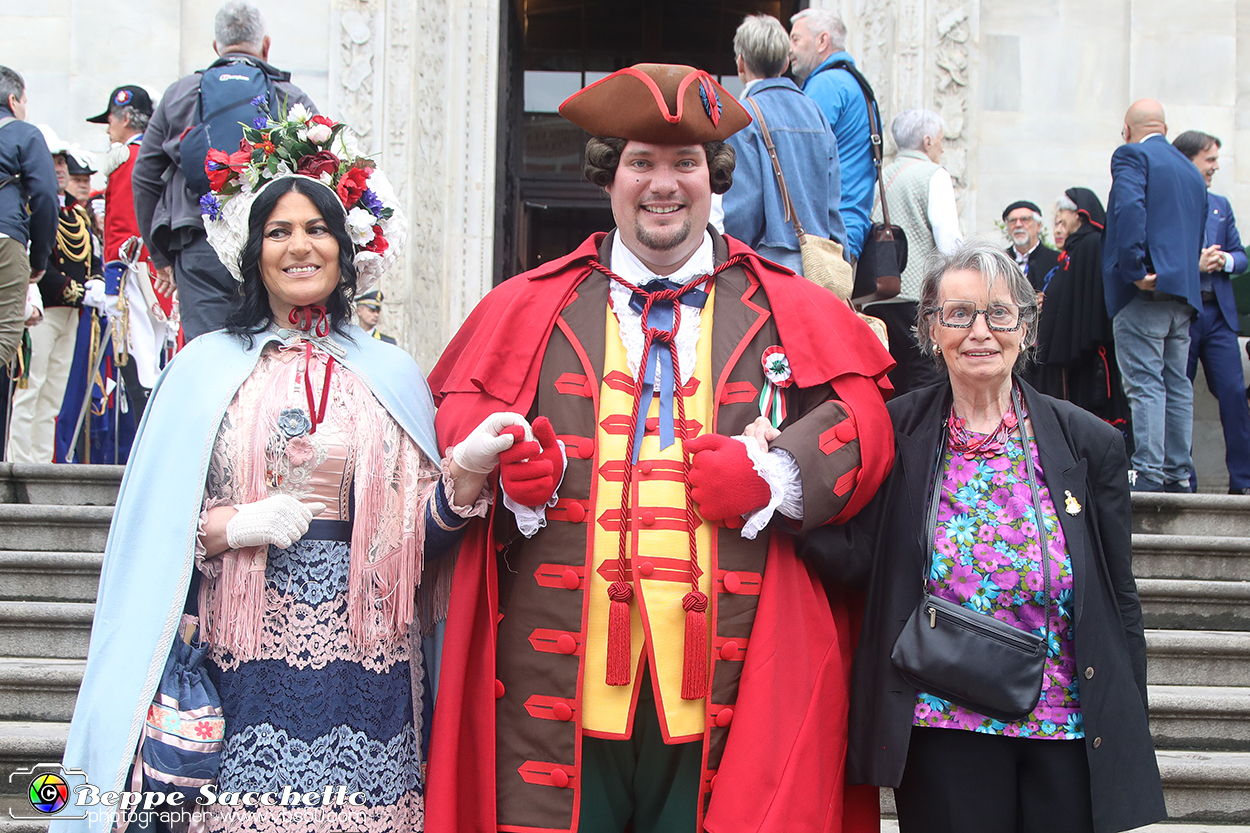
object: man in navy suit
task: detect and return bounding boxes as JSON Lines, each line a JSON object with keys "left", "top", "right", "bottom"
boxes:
{"left": 1104, "top": 99, "right": 1208, "bottom": 492}
{"left": 1174, "top": 130, "right": 1250, "bottom": 494}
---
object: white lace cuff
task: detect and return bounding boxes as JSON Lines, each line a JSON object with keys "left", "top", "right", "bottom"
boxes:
{"left": 440, "top": 452, "right": 493, "bottom": 519}
{"left": 736, "top": 438, "right": 804, "bottom": 540}
{"left": 195, "top": 497, "right": 231, "bottom": 579}
{"left": 504, "top": 440, "right": 568, "bottom": 538}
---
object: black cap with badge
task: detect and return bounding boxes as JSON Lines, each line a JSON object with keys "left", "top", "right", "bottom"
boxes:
{"left": 86, "top": 86, "right": 154, "bottom": 124}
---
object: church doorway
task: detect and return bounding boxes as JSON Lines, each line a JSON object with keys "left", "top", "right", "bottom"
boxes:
{"left": 495, "top": 0, "right": 804, "bottom": 279}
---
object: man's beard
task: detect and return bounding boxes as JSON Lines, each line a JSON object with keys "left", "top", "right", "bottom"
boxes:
{"left": 1011, "top": 229, "right": 1030, "bottom": 247}
{"left": 635, "top": 216, "right": 693, "bottom": 253}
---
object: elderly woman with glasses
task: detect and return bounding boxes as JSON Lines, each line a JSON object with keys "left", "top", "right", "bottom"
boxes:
{"left": 803, "top": 240, "right": 1164, "bottom": 833}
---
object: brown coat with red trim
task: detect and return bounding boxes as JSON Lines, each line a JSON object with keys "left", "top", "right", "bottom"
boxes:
{"left": 487, "top": 232, "right": 876, "bottom": 831}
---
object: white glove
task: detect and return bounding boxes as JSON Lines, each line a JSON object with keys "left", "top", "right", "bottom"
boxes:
{"left": 452, "top": 412, "right": 532, "bottom": 474}
{"left": 82, "top": 279, "right": 107, "bottom": 311}
{"left": 225, "top": 495, "right": 326, "bottom": 550}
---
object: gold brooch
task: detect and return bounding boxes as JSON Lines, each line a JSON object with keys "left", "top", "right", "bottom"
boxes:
{"left": 1064, "top": 490, "right": 1082, "bottom": 515}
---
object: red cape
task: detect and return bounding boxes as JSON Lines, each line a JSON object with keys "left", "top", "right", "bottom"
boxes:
{"left": 427, "top": 233, "right": 891, "bottom": 832}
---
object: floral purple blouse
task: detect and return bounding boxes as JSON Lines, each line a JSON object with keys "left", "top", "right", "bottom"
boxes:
{"left": 912, "top": 433, "right": 1084, "bottom": 739}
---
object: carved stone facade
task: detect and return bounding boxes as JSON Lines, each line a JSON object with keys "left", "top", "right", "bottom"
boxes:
{"left": 328, "top": 0, "right": 499, "bottom": 371}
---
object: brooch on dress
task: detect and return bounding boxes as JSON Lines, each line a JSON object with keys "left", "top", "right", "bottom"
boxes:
{"left": 759, "top": 346, "right": 792, "bottom": 428}
{"left": 1064, "top": 489, "right": 1082, "bottom": 515}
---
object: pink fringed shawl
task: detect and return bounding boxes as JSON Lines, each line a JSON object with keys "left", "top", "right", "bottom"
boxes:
{"left": 197, "top": 342, "right": 438, "bottom": 659}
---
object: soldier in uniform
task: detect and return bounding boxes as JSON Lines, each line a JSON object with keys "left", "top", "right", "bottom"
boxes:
{"left": 427, "top": 64, "right": 894, "bottom": 833}
{"left": 7, "top": 147, "right": 100, "bottom": 463}
{"left": 356, "top": 288, "right": 396, "bottom": 343}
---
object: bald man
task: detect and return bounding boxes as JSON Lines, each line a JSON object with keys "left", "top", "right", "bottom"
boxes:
{"left": 1103, "top": 98, "right": 1208, "bottom": 492}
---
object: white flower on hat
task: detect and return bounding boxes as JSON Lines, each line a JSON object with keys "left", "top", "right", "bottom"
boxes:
{"left": 346, "top": 207, "right": 377, "bottom": 246}
{"left": 287, "top": 103, "right": 311, "bottom": 124}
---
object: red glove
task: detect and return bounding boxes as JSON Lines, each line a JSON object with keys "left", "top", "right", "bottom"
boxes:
{"left": 498, "top": 417, "right": 565, "bottom": 506}
{"left": 687, "top": 434, "right": 772, "bottom": 521}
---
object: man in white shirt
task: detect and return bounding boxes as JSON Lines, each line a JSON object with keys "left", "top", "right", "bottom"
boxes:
{"left": 865, "top": 108, "right": 963, "bottom": 395}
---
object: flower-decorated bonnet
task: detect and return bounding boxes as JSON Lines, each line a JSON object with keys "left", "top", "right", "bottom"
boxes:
{"left": 200, "top": 103, "right": 406, "bottom": 294}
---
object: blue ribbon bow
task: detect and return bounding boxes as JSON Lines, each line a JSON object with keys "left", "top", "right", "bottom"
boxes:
{"left": 628, "top": 279, "right": 708, "bottom": 463}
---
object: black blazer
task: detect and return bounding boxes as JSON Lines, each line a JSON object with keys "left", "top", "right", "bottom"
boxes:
{"left": 804, "top": 380, "right": 1165, "bottom": 833}
{"left": 1006, "top": 243, "right": 1061, "bottom": 293}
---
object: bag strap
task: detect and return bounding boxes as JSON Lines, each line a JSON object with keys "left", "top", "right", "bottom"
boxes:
{"left": 745, "top": 96, "right": 806, "bottom": 240}
{"left": 921, "top": 386, "right": 1051, "bottom": 645}
{"left": 829, "top": 60, "right": 894, "bottom": 228}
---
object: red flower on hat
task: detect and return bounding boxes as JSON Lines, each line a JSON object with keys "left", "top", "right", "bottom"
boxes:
{"left": 310, "top": 115, "right": 337, "bottom": 129}
{"left": 363, "top": 225, "right": 388, "bottom": 255}
{"left": 296, "top": 150, "right": 340, "bottom": 179}
{"left": 205, "top": 144, "right": 255, "bottom": 191}
{"left": 337, "top": 167, "right": 370, "bottom": 208}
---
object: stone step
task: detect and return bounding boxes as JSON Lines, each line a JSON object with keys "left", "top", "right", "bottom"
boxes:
{"left": 0, "top": 553, "right": 102, "bottom": 604}
{"left": 0, "top": 659, "right": 84, "bottom": 723}
{"left": 1150, "top": 685, "right": 1250, "bottom": 752}
{"left": 0, "top": 723, "right": 69, "bottom": 797}
{"left": 0, "top": 507, "right": 112, "bottom": 554}
{"left": 0, "top": 603, "right": 93, "bottom": 660}
{"left": 0, "top": 464, "right": 121, "bottom": 507}
{"left": 1133, "top": 493, "right": 1250, "bottom": 538}
{"left": 1134, "top": 534, "right": 1250, "bottom": 582}
{"left": 1140, "top": 579, "right": 1250, "bottom": 630}
{"left": 1158, "top": 749, "right": 1250, "bottom": 821}
{"left": 1147, "top": 631, "right": 1250, "bottom": 687}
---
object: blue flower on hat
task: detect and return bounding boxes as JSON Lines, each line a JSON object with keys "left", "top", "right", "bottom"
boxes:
{"left": 198, "top": 193, "right": 222, "bottom": 221}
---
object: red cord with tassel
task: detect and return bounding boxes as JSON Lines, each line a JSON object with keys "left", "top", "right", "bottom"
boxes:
{"left": 606, "top": 580, "right": 634, "bottom": 685}
{"left": 681, "top": 590, "right": 709, "bottom": 699}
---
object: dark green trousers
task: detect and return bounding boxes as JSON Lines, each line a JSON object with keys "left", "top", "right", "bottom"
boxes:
{"left": 578, "top": 673, "right": 703, "bottom": 833}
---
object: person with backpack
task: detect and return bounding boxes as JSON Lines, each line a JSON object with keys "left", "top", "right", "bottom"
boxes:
{"left": 132, "top": 1, "right": 317, "bottom": 341}
{"left": 787, "top": 9, "right": 876, "bottom": 263}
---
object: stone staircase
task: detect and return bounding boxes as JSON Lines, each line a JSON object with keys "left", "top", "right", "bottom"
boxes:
{"left": 3, "top": 465, "right": 1250, "bottom": 829}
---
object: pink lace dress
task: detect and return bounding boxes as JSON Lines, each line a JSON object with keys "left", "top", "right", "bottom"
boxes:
{"left": 195, "top": 341, "right": 483, "bottom": 833}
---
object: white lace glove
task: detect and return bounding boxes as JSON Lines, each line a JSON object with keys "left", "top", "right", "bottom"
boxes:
{"left": 225, "top": 495, "right": 326, "bottom": 550}
{"left": 452, "top": 412, "right": 532, "bottom": 474}
{"left": 82, "top": 279, "right": 107, "bottom": 311}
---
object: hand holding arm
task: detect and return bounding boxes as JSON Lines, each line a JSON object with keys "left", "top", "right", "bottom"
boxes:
{"left": 198, "top": 495, "right": 327, "bottom": 558}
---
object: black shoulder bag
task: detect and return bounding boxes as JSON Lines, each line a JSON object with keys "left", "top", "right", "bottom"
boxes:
{"left": 890, "top": 387, "right": 1051, "bottom": 722}
{"left": 828, "top": 60, "right": 906, "bottom": 304}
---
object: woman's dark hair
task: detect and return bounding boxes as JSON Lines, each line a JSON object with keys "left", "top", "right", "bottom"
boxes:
{"left": 583, "top": 136, "right": 735, "bottom": 195}
{"left": 225, "top": 176, "right": 358, "bottom": 341}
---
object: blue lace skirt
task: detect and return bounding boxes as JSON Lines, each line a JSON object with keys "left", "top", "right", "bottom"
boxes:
{"left": 204, "top": 539, "right": 426, "bottom": 832}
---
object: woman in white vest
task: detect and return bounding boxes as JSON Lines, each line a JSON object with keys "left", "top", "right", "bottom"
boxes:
{"left": 866, "top": 108, "right": 963, "bottom": 396}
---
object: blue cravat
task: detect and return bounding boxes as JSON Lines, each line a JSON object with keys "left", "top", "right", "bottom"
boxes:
{"left": 627, "top": 279, "right": 708, "bottom": 463}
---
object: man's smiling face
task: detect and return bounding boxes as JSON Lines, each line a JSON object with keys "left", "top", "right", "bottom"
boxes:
{"left": 606, "top": 140, "right": 712, "bottom": 275}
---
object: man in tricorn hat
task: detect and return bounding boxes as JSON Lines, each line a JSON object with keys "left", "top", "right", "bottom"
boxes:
{"left": 427, "top": 63, "right": 893, "bottom": 833}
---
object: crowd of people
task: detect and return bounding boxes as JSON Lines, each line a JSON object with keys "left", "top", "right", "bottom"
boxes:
{"left": 0, "top": 2, "right": 1236, "bottom": 833}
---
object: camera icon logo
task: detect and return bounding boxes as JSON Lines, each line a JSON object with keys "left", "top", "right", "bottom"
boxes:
{"left": 28, "top": 772, "right": 69, "bottom": 814}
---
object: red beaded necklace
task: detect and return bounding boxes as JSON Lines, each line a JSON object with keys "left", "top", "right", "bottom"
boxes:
{"left": 947, "top": 389, "right": 1026, "bottom": 458}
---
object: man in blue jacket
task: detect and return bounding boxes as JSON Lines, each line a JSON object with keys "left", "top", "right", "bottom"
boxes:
{"left": 0, "top": 65, "right": 58, "bottom": 369}
{"left": 1104, "top": 99, "right": 1208, "bottom": 492}
{"left": 724, "top": 13, "right": 845, "bottom": 277}
{"left": 1173, "top": 130, "right": 1250, "bottom": 494}
{"left": 787, "top": 8, "right": 873, "bottom": 261}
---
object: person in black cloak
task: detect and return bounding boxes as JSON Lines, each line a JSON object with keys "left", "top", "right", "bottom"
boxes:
{"left": 1033, "top": 187, "right": 1132, "bottom": 445}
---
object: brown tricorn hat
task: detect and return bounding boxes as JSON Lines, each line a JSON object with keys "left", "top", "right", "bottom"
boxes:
{"left": 559, "top": 64, "right": 751, "bottom": 144}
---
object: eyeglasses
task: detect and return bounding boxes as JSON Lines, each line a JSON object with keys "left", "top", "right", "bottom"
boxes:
{"left": 938, "top": 300, "right": 1022, "bottom": 331}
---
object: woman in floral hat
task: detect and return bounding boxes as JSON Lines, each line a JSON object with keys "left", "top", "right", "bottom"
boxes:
{"left": 56, "top": 111, "right": 530, "bottom": 833}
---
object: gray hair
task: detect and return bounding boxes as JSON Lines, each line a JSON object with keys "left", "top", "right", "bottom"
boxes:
{"left": 114, "top": 104, "right": 150, "bottom": 133}
{"left": 916, "top": 239, "right": 1040, "bottom": 372}
{"left": 0, "top": 66, "right": 24, "bottom": 112}
{"left": 1055, "top": 193, "right": 1078, "bottom": 212}
{"left": 734, "top": 14, "right": 790, "bottom": 79}
{"left": 215, "top": 1, "right": 266, "bottom": 50}
{"left": 891, "top": 109, "right": 947, "bottom": 151}
{"left": 790, "top": 9, "right": 847, "bottom": 52}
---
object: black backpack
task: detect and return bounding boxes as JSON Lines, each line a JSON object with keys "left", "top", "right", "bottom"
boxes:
{"left": 179, "top": 58, "right": 277, "bottom": 196}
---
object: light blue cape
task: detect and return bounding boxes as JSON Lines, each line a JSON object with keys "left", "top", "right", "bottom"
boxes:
{"left": 51, "top": 327, "right": 438, "bottom": 831}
